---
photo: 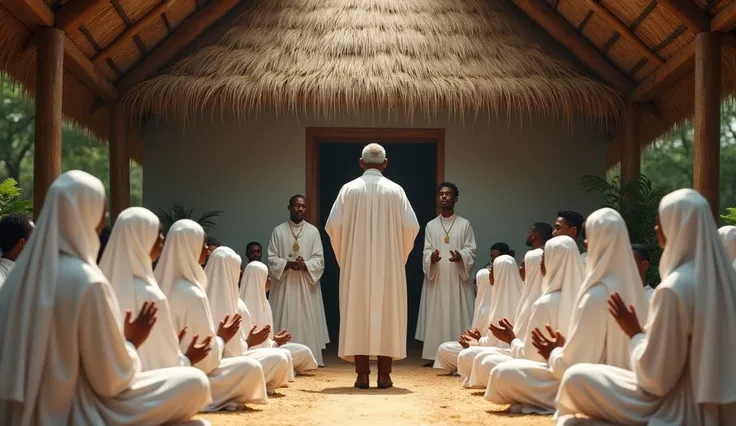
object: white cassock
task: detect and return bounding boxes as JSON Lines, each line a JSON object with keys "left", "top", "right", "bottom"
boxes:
{"left": 416, "top": 214, "right": 476, "bottom": 360}
{"left": 156, "top": 219, "right": 269, "bottom": 411}
{"left": 643, "top": 284, "right": 655, "bottom": 300}
{"left": 556, "top": 189, "right": 736, "bottom": 426}
{"left": 267, "top": 219, "right": 329, "bottom": 366}
{"left": 487, "top": 208, "right": 649, "bottom": 414}
{"left": 719, "top": 225, "right": 736, "bottom": 265}
{"left": 434, "top": 267, "right": 493, "bottom": 373}
{"left": 464, "top": 248, "right": 544, "bottom": 388}
{"left": 325, "top": 168, "right": 420, "bottom": 361}
{"left": 456, "top": 255, "right": 522, "bottom": 385}
{"left": 240, "top": 261, "right": 318, "bottom": 373}
{"left": 580, "top": 252, "right": 587, "bottom": 266}
{"left": 480, "top": 236, "right": 585, "bottom": 395}
{"left": 0, "top": 171, "right": 211, "bottom": 426}
{"left": 0, "top": 257, "right": 14, "bottom": 286}
{"left": 205, "top": 246, "right": 291, "bottom": 391}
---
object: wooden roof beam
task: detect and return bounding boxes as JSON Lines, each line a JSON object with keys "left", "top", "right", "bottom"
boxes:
{"left": 2, "top": 0, "right": 119, "bottom": 100}
{"left": 630, "top": 39, "right": 695, "bottom": 102}
{"left": 585, "top": 0, "right": 663, "bottom": 66}
{"left": 511, "top": 0, "right": 634, "bottom": 92}
{"left": 712, "top": 2, "right": 736, "bottom": 32}
{"left": 658, "top": 0, "right": 710, "bottom": 33}
{"left": 116, "top": 0, "right": 243, "bottom": 94}
{"left": 55, "top": 0, "right": 109, "bottom": 33}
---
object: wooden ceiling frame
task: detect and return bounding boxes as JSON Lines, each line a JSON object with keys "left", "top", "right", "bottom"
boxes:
{"left": 55, "top": 0, "right": 109, "bottom": 33}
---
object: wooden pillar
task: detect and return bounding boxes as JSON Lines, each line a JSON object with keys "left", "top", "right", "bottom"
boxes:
{"left": 694, "top": 32, "right": 721, "bottom": 220}
{"left": 33, "top": 27, "right": 64, "bottom": 219}
{"left": 108, "top": 102, "right": 130, "bottom": 221}
{"left": 621, "top": 102, "right": 641, "bottom": 183}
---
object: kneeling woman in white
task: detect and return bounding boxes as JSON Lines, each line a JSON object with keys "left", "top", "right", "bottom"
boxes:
{"left": 433, "top": 267, "right": 494, "bottom": 373}
{"left": 0, "top": 171, "right": 211, "bottom": 425}
{"left": 487, "top": 208, "right": 649, "bottom": 414}
{"left": 156, "top": 219, "right": 268, "bottom": 411}
{"left": 556, "top": 189, "right": 736, "bottom": 425}
{"left": 456, "top": 255, "right": 522, "bottom": 384}
{"left": 204, "top": 246, "right": 292, "bottom": 390}
{"left": 240, "top": 261, "right": 319, "bottom": 373}
{"left": 479, "top": 236, "right": 584, "bottom": 396}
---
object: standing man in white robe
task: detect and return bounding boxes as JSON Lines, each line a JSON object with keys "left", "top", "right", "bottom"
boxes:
{"left": 631, "top": 243, "right": 656, "bottom": 299}
{"left": 416, "top": 182, "right": 476, "bottom": 365}
{"left": 0, "top": 171, "right": 213, "bottom": 425}
{"left": 325, "top": 143, "right": 420, "bottom": 389}
{"left": 556, "top": 189, "right": 736, "bottom": 425}
{"left": 267, "top": 194, "right": 329, "bottom": 367}
{"left": 0, "top": 213, "right": 34, "bottom": 285}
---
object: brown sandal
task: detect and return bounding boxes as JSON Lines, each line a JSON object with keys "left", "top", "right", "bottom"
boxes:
{"left": 354, "top": 373, "right": 370, "bottom": 389}
{"left": 377, "top": 373, "right": 393, "bottom": 389}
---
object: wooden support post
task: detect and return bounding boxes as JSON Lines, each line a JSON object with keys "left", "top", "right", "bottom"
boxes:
{"left": 621, "top": 103, "right": 641, "bottom": 183}
{"left": 33, "top": 27, "right": 63, "bottom": 219}
{"left": 694, "top": 32, "right": 721, "bottom": 219}
{"left": 108, "top": 103, "right": 130, "bottom": 221}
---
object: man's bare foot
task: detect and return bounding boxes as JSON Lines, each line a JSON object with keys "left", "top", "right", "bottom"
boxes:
{"left": 377, "top": 373, "right": 393, "bottom": 389}
{"left": 354, "top": 373, "right": 369, "bottom": 389}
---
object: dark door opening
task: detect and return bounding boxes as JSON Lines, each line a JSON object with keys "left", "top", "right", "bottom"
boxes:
{"left": 316, "top": 141, "right": 439, "bottom": 348}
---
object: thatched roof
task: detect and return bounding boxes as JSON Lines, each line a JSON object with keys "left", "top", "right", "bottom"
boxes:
{"left": 126, "top": 0, "right": 623, "bottom": 129}
{"left": 1, "top": 0, "right": 736, "bottom": 166}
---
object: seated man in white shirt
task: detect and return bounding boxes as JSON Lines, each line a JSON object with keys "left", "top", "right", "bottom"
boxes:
{"left": 631, "top": 243, "right": 656, "bottom": 299}
{"left": 0, "top": 212, "right": 34, "bottom": 285}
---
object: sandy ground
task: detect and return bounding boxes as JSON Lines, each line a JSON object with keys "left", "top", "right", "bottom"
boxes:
{"left": 200, "top": 348, "right": 555, "bottom": 426}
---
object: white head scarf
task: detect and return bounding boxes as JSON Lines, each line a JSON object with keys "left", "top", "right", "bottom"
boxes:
{"left": 204, "top": 246, "right": 246, "bottom": 355}
{"left": 718, "top": 225, "right": 736, "bottom": 265}
{"left": 512, "top": 249, "right": 544, "bottom": 336}
{"left": 0, "top": 170, "right": 107, "bottom": 404}
{"left": 570, "top": 208, "right": 649, "bottom": 369}
{"left": 472, "top": 269, "right": 494, "bottom": 332}
{"left": 154, "top": 219, "right": 208, "bottom": 296}
{"left": 541, "top": 235, "right": 585, "bottom": 336}
{"left": 99, "top": 207, "right": 160, "bottom": 315}
{"left": 488, "top": 255, "right": 523, "bottom": 326}
{"left": 659, "top": 189, "right": 736, "bottom": 404}
{"left": 239, "top": 261, "right": 273, "bottom": 338}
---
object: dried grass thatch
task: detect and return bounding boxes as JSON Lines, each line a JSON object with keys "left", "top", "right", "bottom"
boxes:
{"left": 126, "top": 0, "right": 624, "bottom": 129}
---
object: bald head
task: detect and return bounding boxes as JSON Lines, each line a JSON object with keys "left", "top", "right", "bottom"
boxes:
{"left": 360, "top": 143, "right": 387, "bottom": 171}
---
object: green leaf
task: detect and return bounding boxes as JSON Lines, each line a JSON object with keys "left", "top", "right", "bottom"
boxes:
{"left": 156, "top": 203, "right": 223, "bottom": 233}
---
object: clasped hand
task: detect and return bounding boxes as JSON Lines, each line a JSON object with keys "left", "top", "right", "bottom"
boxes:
{"left": 531, "top": 325, "right": 566, "bottom": 361}
{"left": 430, "top": 249, "right": 462, "bottom": 264}
{"left": 246, "top": 324, "right": 271, "bottom": 347}
{"left": 217, "top": 314, "right": 243, "bottom": 344}
{"left": 286, "top": 256, "right": 307, "bottom": 271}
{"left": 124, "top": 300, "right": 158, "bottom": 348}
{"left": 177, "top": 327, "right": 213, "bottom": 365}
{"left": 608, "top": 291, "right": 643, "bottom": 338}
{"left": 489, "top": 318, "right": 516, "bottom": 344}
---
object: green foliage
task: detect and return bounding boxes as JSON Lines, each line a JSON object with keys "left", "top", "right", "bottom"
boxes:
{"left": 721, "top": 207, "right": 736, "bottom": 225}
{"left": 0, "top": 177, "right": 32, "bottom": 218}
{"left": 156, "top": 203, "right": 223, "bottom": 233}
{"left": 580, "top": 174, "right": 665, "bottom": 285}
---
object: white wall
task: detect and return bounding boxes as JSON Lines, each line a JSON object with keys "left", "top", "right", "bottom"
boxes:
{"left": 141, "top": 108, "right": 607, "bottom": 267}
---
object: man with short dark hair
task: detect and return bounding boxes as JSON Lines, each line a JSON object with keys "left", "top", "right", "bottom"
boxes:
{"left": 631, "top": 243, "right": 655, "bottom": 299}
{"left": 553, "top": 210, "right": 586, "bottom": 263}
{"left": 525, "top": 222, "right": 553, "bottom": 250}
{"left": 0, "top": 213, "right": 34, "bottom": 285}
{"left": 245, "top": 241, "right": 262, "bottom": 263}
{"left": 204, "top": 236, "right": 221, "bottom": 266}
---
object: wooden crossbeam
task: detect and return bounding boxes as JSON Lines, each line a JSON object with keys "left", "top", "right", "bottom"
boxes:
{"left": 712, "top": 2, "right": 736, "bottom": 32}
{"left": 630, "top": 39, "right": 695, "bottom": 102}
{"left": 658, "top": 0, "right": 710, "bottom": 33}
{"left": 55, "top": 0, "right": 109, "bottom": 33}
{"left": 3, "top": 0, "right": 119, "bottom": 100}
{"left": 116, "top": 0, "right": 242, "bottom": 94}
{"left": 585, "top": 0, "right": 663, "bottom": 66}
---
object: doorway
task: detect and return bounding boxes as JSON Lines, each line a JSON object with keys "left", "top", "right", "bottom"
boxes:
{"left": 305, "top": 128, "right": 444, "bottom": 347}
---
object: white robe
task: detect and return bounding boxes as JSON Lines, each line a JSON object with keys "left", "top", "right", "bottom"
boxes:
{"left": 0, "top": 257, "right": 14, "bottom": 286}
{"left": 267, "top": 220, "right": 329, "bottom": 366}
{"left": 0, "top": 171, "right": 211, "bottom": 426}
{"left": 416, "top": 214, "right": 476, "bottom": 360}
{"left": 643, "top": 284, "right": 655, "bottom": 300}
{"left": 487, "top": 209, "right": 648, "bottom": 414}
{"left": 325, "top": 168, "right": 420, "bottom": 361}
{"left": 156, "top": 220, "right": 268, "bottom": 411}
{"left": 556, "top": 189, "right": 736, "bottom": 426}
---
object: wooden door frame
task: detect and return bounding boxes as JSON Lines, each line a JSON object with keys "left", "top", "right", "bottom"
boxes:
{"left": 305, "top": 127, "right": 446, "bottom": 225}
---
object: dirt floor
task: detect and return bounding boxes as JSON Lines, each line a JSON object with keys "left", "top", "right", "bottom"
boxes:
{"left": 200, "top": 348, "right": 555, "bottom": 426}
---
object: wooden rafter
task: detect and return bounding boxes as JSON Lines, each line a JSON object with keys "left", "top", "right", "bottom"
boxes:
{"left": 712, "top": 2, "right": 736, "bottom": 32}
{"left": 116, "top": 0, "right": 242, "bottom": 94}
{"left": 585, "top": 0, "right": 663, "bottom": 66}
{"left": 3, "top": 0, "right": 119, "bottom": 100}
{"left": 55, "top": 0, "right": 108, "bottom": 33}
{"left": 658, "top": 0, "right": 710, "bottom": 32}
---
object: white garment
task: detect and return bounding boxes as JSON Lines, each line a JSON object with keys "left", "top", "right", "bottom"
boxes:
{"left": 556, "top": 189, "right": 736, "bottom": 425}
{"left": 0, "top": 171, "right": 211, "bottom": 425}
{"left": 267, "top": 220, "right": 329, "bottom": 366}
{"left": 487, "top": 209, "right": 649, "bottom": 413}
{"left": 0, "top": 257, "right": 14, "bottom": 286}
{"left": 240, "top": 261, "right": 318, "bottom": 373}
{"left": 719, "top": 225, "right": 736, "bottom": 263}
{"left": 205, "top": 246, "right": 290, "bottom": 391}
{"left": 416, "top": 214, "right": 476, "bottom": 360}
{"left": 643, "top": 284, "right": 655, "bottom": 300}
{"left": 156, "top": 220, "right": 268, "bottom": 410}
{"left": 325, "top": 168, "right": 420, "bottom": 361}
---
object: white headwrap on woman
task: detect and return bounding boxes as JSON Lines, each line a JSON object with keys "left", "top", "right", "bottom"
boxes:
{"left": 0, "top": 170, "right": 107, "bottom": 404}
{"left": 239, "top": 261, "right": 274, "bottom": 340}
{"left": 204, "top": 246, "right": 246, "bottom": 355}
{"left": 718, "top": 225, "right": 736, "bottom": 265}
{"left": 472, "top": 269, "right": 494, "bottom": 332}
{"left": 570, "top": 208, "right": 649, "bottom": 369}
{"left": 540, "top": 235, "right": 585, "bottom": 337}
{"left": 512, "top": 249, "right": 544, "bottom": 337}
{"left": 154, "top": 219, "right": 208, "bottom": 296}
{"left": 660, "top": 189, "right": 736, "bottom": 404}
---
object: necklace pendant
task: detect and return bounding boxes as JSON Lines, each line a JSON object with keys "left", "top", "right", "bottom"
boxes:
{"left": 293, "top": 240, "right": 300, "bottom": 252}
{"left": 444, "top": 234, "right": 450, "bottom": 244}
